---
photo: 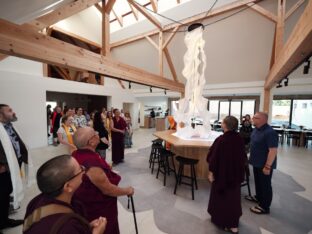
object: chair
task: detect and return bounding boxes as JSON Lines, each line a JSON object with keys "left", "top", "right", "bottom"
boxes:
{"left": 174, "top": 156, "right": 199, "bottom": 200}
{"left": 156, "top": 149, "right": 176, "bottom": 186}
{"left": 286, "top": 130, "right": 300, "bottom": 146}
{"left": 149, "top": 140, "right": 163, "bottom": 174}
{"left": 305, "top": 132, "right": 312, "bottom": 148}
{"left": 274, "top": 129, "right": 285, "bottom": 145}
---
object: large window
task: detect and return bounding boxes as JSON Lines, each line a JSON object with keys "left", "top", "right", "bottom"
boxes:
{"left": 242, "top": 100, "right": 256, "bottom": 117}
{"left": 209, "top": 100, "right": 219, "bottom": 123}
{"left": 219, "top": 101, "right": 230, "bottom": 120}
{"left": 272, "top": 100, "right": 291, "bottom": 127}
{"left": 230, "top": 101, "right": 242, "bottom": 121}
{"left": 292, "top": 100, "right": 312, "bottom": 129}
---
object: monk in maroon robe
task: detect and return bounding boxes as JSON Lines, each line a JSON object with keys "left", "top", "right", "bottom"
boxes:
{"left": 23, "top": 155, "right": 106, "bottom": 234}
{"left": 111, "top": 109, "right": 127, "bottom": 164}
{"left": 207, "top": 116, "right": 246, "bottom": 234}
{"left": 72, "top": 127, "right": 134, "bottom": 234}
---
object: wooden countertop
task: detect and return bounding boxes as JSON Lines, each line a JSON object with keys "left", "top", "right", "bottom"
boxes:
{"left": 153, "top": 130, "right": 214, "bottom": 148}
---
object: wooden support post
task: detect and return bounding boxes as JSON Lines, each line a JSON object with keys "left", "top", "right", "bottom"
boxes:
{"left": 275, "top": 0, "right": 286, "bottom": 60}
{"left": 102, "top": 0, "right": 110, "bottom": 56}
{"left": 263, "top": 89, "right": 271, "bottom": 113}
{"left": 159, "top": 31, "right": 163, "bottom": 76}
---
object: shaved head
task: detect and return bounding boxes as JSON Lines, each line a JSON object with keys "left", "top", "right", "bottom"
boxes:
{"left": 73, "top": 127, "right": 96, "bottom": 149}
{"left": 257, "top": 112, "right": 268, "bottom": 121}
{"left": 252, "top": 112, "right": 269, "bottom": 128}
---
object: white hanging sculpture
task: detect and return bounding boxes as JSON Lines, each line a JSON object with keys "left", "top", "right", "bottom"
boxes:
{"left": 174, "top": 24, "right": 212, "bottom": 139}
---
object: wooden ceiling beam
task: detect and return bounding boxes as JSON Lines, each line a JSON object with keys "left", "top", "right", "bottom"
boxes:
{"left": 112, "top": 9, "right": 123, "bottom": 27}
{"left": 95, "top": 3, "right": 103, "bottom": 13}
{"left": 128, "top": 2, "right": 139, "bottom": 20}
{"left": 105, "top": 0, "right": 116, "bottom": 14}
{"left": 111, "top": 0, "right": 258, "bottom": 48}
{"left": 150, "top": 0, "right": 158, "bottom": 12}
{"left": 145, "top": 36, "right": 158, "bottom": 50}
{"left": 247, "top": 3, "right": 277, "bottom": 22}
{"left": 27, "top": 0, "right": 101, "bottom": 30}
{"left": 285, "top": 0, "right": 305, "bottom": 20}
{"left": 0, "top": 19, "right": 184, "bottom": 92}
{"left": 163, "top": 26, "right": 179, "bottom": 49}
{"left": 128, "top": 0, "right": 162, "bottom": 30}
{"left": 264, "top": 0, "right": 312, "bottom": 89}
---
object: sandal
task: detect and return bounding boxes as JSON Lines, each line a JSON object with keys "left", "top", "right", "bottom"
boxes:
{"left": 250, "top": 205, "right": 270, "bottom": 214}
{"left": 244, "top": 195, "right": 258, "bottom": 203}
{"left": 224, "top": 227, "right": 239, "bottom": 233}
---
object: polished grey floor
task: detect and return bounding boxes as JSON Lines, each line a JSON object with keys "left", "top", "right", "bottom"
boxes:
{"left": 3, "top": 128, "right": 312, "bottom": 234}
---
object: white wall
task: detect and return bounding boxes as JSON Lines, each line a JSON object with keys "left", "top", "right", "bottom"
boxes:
{"left": 0, "top": 58, "right": 139, "bottom": 149}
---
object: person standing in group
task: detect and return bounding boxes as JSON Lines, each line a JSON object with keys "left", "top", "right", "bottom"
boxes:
{"left": 46, "top": 105, "right": 52, "bottom": 138}
{"left": 0, "top": 104, "right": 29, "bottom": 232}
{"left": 93, "top": 112, "right": 109, "bottom": 159}
{"left": 50, "top": 106, "right": 62, "bottom": 146}
{"left": 74, "top": 107, "right": 87, "bottom": 128}
{"left": 23, "top": 155, "right": 107, "bottom": 234}
{"left": 247, "top": 112, "right": 278, "bottom": 215}
{"left": 124, "top": 112, "right": 133, "bottom": 148}
{"left": 110, "top": 109, "right": 127, "bottom": 165}
{"left": 207, "top": 116, "right": 246, "bottom": 234}
{"left": 72, "top": 127, "right": 134, "bottom": 234}
{"left": 239, "top": 114, "right": 253, "bottom": 153}
{"left": 57, "top": 116, "right": 77, "bottom": 153}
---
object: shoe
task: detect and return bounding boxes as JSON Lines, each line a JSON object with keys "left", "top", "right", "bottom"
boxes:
{"left": 245, "top": 195, "right": 258, "bottom": 203}
{"left": 0, "top": 218, "right": 24, "bottom": 229}
{"left": 224, "top": 227, "right": 239, "bottom": 234}
{"left": 250, "top": 205, "right": 270, "bottom": 214}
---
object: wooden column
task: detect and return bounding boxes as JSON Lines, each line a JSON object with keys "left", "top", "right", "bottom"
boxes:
{"left": 159, "top": 31, "right": 163, "bottom": 76}
{"left": 102, "top": 0, "right": 110, "bottom": 56}
{"left": 263, "top": 89, "right": 271, "bottom": 113}
{"left": 275, "top": 0, "right": 286, "bottom": 60}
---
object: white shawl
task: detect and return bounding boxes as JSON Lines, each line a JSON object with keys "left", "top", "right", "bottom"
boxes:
{"left": 0, "top": 123, "right": 34, "bottom": 209}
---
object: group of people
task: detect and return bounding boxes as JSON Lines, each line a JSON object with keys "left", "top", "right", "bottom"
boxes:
{"left": 47, "top": 106, "right": 133, "bottom": 165}
{"left": 207, "top": 112, "right": 278, "bottom": 233}
{"left": 1, "top": 102, "right": 279, "bottom": 234}
{"left": 1, "top": 104, "right": 135, "bottom": 234}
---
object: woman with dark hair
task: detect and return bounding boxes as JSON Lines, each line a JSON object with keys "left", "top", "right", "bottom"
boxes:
{"left": 207, "top": 116, "right": 246, "bottom": 234}
{"left": 93, "top": 112, "right": 109, "bottom": 159}
{"left": 239, "top": 114, "right": 253, "bottom": 153}
{"left": 111, "top": 109, "right": 127, "bottom": 165}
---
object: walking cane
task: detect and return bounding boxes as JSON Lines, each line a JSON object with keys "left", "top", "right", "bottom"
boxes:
{"left": 127, "top": 195, "right": 138, "bottom": 234}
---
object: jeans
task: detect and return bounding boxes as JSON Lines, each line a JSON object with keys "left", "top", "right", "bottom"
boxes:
{"left": 253, "top": 167, "right": 273, "bottom": 211}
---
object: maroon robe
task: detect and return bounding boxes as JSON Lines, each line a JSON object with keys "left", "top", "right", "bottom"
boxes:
{"left": 23, "top": 193, "right": 91, "bottom": 234}
{"left": 207, "top": 131, "right": 246, "bottom": 228}
{"left": 111, "top": 117, "right": 127, "bottom": 164}
{"left": 72, "top": 149, "right": 121, "bottom": 234}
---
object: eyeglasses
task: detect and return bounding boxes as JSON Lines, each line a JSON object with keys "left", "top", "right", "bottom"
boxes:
{"left": 48, "top": 165, "right": 86, "bottom": 195}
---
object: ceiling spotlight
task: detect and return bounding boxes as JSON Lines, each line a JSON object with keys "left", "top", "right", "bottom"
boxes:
{"left": 303, "top": 59, "right": 310, "bottom": 74}
{"left": 276, "top": 81, "right": 283, "bottom": 88}
{"left": 284, "top": 77, "right": 289, "bottom": 87}
{"left": 150, "top": 86, "right": 153, "bottom": 93}
{"left": 164, "top": 89, "right": 167, "bottom": 95}
{"left": 129, "top": 82, "right": 131, "bottom": 89}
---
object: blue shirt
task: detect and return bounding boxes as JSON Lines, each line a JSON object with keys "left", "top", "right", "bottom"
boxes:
{"left": 249, "top": 123, "right": 278, "bottom": 169}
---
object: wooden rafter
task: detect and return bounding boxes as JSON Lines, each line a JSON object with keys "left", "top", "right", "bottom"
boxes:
{"left": 285, "top": 0, "right": 305, "bottom": 20}
{"left": 163, "top": 26, "right": 179, "bottom": 49}
{"left": 247, "top": 3, "right": 277, "bottom": 22}
{"left": 102, "top": 1, "right": 110, "bottom": 56}
{"left": 105, "top": 0, "right": 116, "bottom": 13}
{"left": 54, "top": 67, "right": 72, "bottom": 80}
{"left": 145, "top": 36, "right": 158, "bottom": 50}
{"left": 112, "top": 9, "right": 123, "bottom": 27}
{"left": 0, "top": 19, "right": 184, "bottom": 92}
{"left": 159, "top": 31, "right": 163, "bottom": 76}
{"left": 95, "top": 3, "right": 103, "bottom": 12}
{"left": 128, "top": 0, "right": 162, "bottom": 30}
{"left": 150, "top": 0, "right": 158, "bottom": 12}
{"left": 275, "top": 0, "right": 286, "bottom": 60}
{"left": 111, "top": 0, "right": 258, "bottom": 48}
{"left": 164, "top": 48, "right": 178, "bottom": 82}
{"left": 264, "top": 0, "right": 312, "bottom": 89}
{"left": 27, "top": 0, "right": 101, "bottom": 30}
{"left": 128, "top": 2, "right": 139, "bottom": 20}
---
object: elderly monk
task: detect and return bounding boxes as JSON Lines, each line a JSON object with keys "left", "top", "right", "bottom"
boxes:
{"left": 207, "top": 116, "right": 246, "bottom": 234}
{"left": 72, "top": 127, "right": 134, "bottom": 234}
{"left": 23, "top": 155, "right": 107, "bottom": 234}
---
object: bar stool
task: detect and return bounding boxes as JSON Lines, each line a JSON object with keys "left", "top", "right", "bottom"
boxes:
{"left": 156, "top": 148, "right": 176, "bottom": 186}
{"left": 149, "top": 142, "right": 163, "bottom": 174}
{"left": 174, "top": 156, "right": 198, "bottom": 200}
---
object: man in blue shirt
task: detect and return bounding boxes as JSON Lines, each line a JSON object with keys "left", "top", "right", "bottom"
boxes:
{"left": 247, "top": 112, "right": 278, "bottom": 214}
